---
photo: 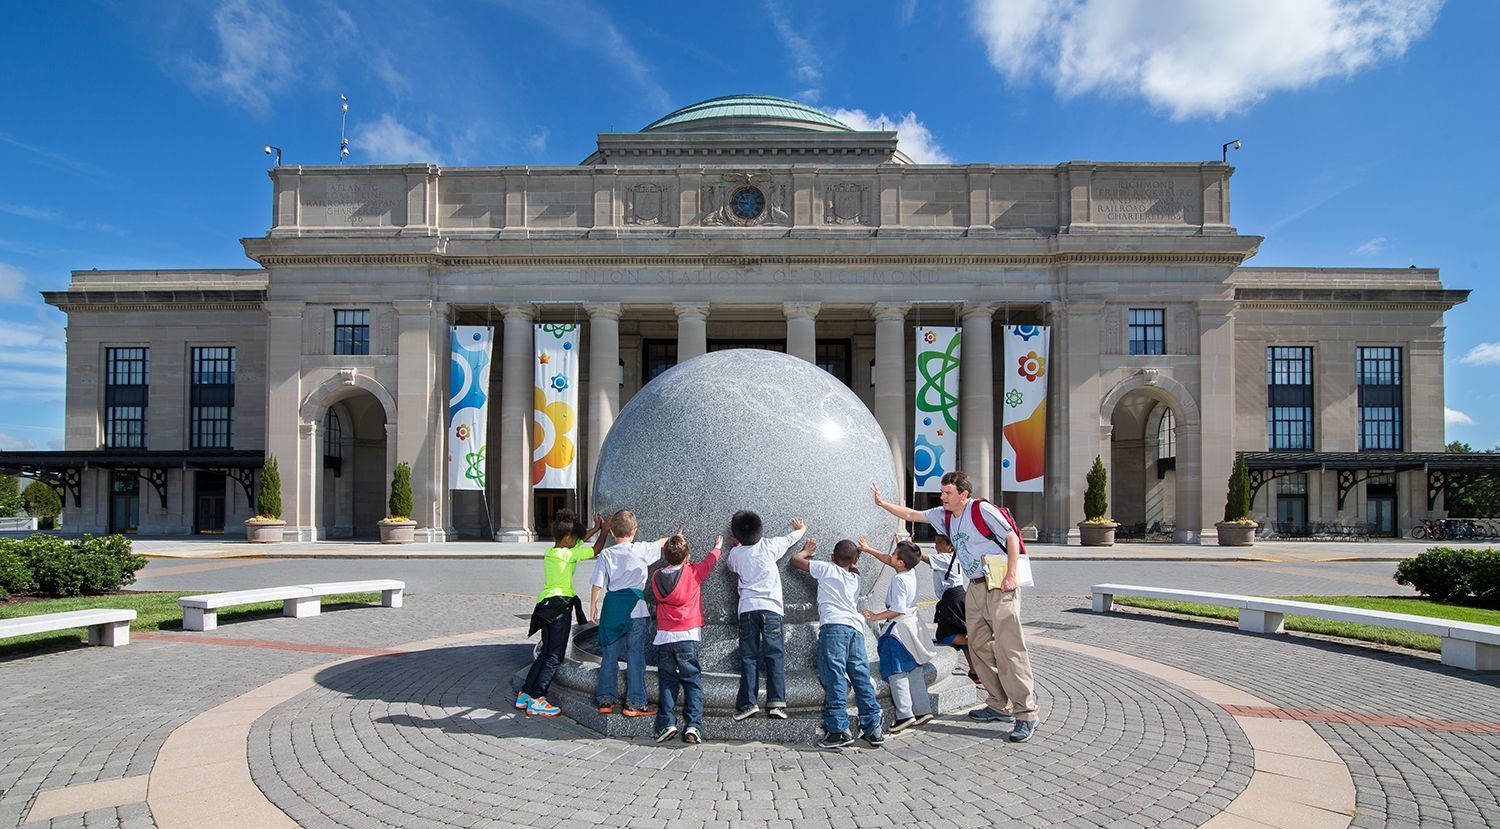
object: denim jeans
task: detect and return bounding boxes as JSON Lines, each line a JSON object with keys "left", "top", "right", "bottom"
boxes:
{"left": 816, "top": 624, "right": 882, "bottom": 736}
{"left": 522, "top": 610, "right": 572, "bottom": 698}
{"left": 736, "top": 610, "right": 786, "bottom": 711}
{"left": 595, "top": 616, "right": 648, "bottom": 707}
{"left": 655, "top": 640, "right": 703, "bottom": 731}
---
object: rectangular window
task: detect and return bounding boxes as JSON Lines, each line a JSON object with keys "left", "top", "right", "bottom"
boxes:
{"left": 642, "top": 340, "right": 678, "bottom": 384}
{"left": 190, "top": 347, "right": 235, "bottom": 449}
{"left": 334, "top": 310, "right": 370, "bottom": 355}
{"left": 1128, "top": 309, "right": 1165, "bottom": 355}
{"left": 1266, "top": 346, "right": 1314, "bottom": 451}
{"left": 815, "top": 340, "right": 852, "bottom": 387}
{"left": 1357, "top": 347, "right": 1403, "bottom": 451}
{"left": 105, "top": 347, "right": 149, "bottom": 448}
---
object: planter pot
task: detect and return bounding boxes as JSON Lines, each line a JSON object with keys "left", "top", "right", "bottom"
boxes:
{"left": 379, "top": 519, "right": 418, "bottom": 544}
{"left": 1078, "top": 521, "right": 1119, "bottom": 547}
{"left": 245, "top": 519, "right": 286, "bottom": 543}
{"left": 1216, "top": 522, "right": 1258, "bottom": 547}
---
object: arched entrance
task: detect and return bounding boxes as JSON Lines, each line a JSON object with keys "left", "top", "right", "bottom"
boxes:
{"left": 1101, "top": 373, "right": 1203, "bottom": 543}
{"left": 316, "top": 390, "right": 388, "bottom": 538}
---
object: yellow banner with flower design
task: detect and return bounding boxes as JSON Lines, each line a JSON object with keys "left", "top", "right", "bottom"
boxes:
{"left": 532, "top": 323, "right": 580, "bottom": 488}
{"left": 1001, "top": 325, "right": 1049, "bottom": 493}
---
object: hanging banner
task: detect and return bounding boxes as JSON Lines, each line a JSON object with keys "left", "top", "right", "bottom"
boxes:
{"left": 1001, "top": 325, "right": 1050, "bottom": 492}
{"left": 532, "top": 323, "right": 580, "bottom": 488}
{"left": 447, "top": 326, "right": 494, "bottom": 490}
{"left": 913, "top": 326, "right": 961, "bottom": 493}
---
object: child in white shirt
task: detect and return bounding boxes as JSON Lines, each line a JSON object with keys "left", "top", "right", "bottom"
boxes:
{"left": 859, "top": 538, "right": 938, "bottom": 732}
{"left": 792, "top": 538, "right": 884, "bottom": 749}
{"left": 724, "top": 511, "right": 804, "bottom": 720}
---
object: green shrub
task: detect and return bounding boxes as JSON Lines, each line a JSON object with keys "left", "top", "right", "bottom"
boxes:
{"left": 1468, "top": 549, "right": 1500, "bottom": 601}
{"left": 1083, "top": 456, "right": 1108, "bottom": 522}
{"left": 18, "top": 534, "right": 146, "bottom": 598}
{"left": 0, "top": 474, "right": 21, "bottom": 518}
{"left": 1224, "top": 454, "right": 1252, "bottom": 523}
{"left": 387, "top": 462, "right": 413, "bottom": 520}
{"left": 0, "top": 538, "right": 35, "bottom": 596}
{"left": 256, "top": 456, "right": 282, "bottom": 519}
{"left": 1395, "top": 547, "right": 1478, "bottom": 601}
{"left": 22, "top": 481, "right": 61, "bottom": 519}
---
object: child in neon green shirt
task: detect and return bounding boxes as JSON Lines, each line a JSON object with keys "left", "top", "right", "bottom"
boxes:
{"left": 518, "top": 509, "right": 605, "bottom": 716}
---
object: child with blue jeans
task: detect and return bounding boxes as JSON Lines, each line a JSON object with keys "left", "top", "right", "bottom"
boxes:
{"left": 791, "top": 538, "right": 884, "bottom": 749}
{"left": 724, "top": 510, "right": 804, "bottom": 720}
{"left": 651, "top": 533, "right": 723, "bottom": 743}
{"left": 590, "top": 509, "right": 665, "bottom": 718}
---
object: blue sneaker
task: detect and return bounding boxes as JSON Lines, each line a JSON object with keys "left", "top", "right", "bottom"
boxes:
{"left": 967, "top": 707, "right": 1015, "bottom": 723}
{"left": 514, "top": 691, "right": 532, "bottom": 711}
{"left": 1009, "top": 719, "right": 1037, "bottom": 742}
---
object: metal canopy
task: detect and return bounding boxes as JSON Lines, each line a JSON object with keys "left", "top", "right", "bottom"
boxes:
{"left": 1239, "top": 451, "right": 1500, "bottom": 511}
{"left": 0, "top": 450, "right": 262, "bottom": 509}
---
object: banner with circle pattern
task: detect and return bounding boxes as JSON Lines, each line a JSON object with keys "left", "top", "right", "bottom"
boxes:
{"left": 532, "top": 324, "right": 580, "bottom": 489}
{"left": 1001, "top": 325, "right": 1050, "bottom": 493}
{"left": 447, "top": 326, "right": 493, "bottom": 491}
{"left": 913, "top": 326, "right": 961, "bottom": 493}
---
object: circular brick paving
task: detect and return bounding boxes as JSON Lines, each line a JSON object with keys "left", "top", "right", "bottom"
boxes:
{"left": 248, "top": 640, "right": 1254, "bottom": 829}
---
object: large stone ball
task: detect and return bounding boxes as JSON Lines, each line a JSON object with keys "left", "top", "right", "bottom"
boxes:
{"left": 593, "top": 349, "right": 901, "bottom": 627}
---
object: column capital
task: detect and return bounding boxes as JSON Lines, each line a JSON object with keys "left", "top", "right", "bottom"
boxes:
{"left": 298, "top": 420, "right": 317, "bottom": 437}
{"left": 391, "top": 299, "right": 434, "bottom": 315}
{"left": 499, "top": 304, "right": 533, "bottom": 321}
{"left": 871, "top": 302, "right": 911, "bottom": 321}
{"left": 673, "top": 302, "right": 711, "bottom": 319}
{"left": 783, "top": 301, "right": 822, "bottom": 320}
{"left": 584, "top": 302, "right": 622, "bottom": 320}
{"left": 961, "top": 302, "right": 999, "bottom": 320}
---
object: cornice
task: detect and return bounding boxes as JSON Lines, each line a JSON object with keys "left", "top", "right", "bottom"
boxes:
{"left": 249, "top": 251, "right": 1251, "bottom": 269}
{"left": 1235, "top": 301, "right": 1460, "bottom": 312}
{"left": 48, "top": 302, "right": 265, "bottom": 313}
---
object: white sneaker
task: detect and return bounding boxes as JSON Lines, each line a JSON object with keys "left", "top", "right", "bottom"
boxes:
{"left": 733, "top": 704, "right": 760, "bottom": 721}
{"left": 767, "top": 707, "right": 788, "bottom": 720}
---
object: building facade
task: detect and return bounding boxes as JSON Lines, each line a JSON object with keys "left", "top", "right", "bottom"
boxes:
{"left": 10, "top": 95, "right": 1469, "bottom": 543}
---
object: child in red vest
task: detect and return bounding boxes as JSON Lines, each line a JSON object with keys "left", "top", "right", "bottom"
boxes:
{"left": 650, "top": 533, "right": 722, "bottom": 744}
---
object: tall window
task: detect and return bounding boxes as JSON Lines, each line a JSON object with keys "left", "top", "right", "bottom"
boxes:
{"left": 1267, "top": 347, "right": 1314, "bottom": 451}
{"left": 1128, "top": 309, "right": 1165, "bottom": 355}
{"left": 334, "top": 310, "right": 371, "bottom": 355}
{"left": 815, "top": 341, "right": 853, "bottom": 387}
{"left": 323, "top": 409, "right": 343, "bottom": 477}
{"left": 1358, "top": 347, "right": 1403, "bottom": 451}
{"left": 105, "top": 347, "right": 149, "bottom": 448}
{"left": 642, "top": 340, "right": 678, "bottom": 384}
{"left": 1156, "top": 408, "right": 1177, "bottom": 462}
{"left": 190, "top": 347, "right": 235, "bottom": 449}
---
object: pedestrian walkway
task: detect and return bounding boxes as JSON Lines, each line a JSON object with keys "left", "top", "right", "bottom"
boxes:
{"left": 1, "top": 590, "right": 1495, "bottom": 828}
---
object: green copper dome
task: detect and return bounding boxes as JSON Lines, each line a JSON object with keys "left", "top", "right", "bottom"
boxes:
{"left": 642, "top": 94, "right": 852, "bottom": 133}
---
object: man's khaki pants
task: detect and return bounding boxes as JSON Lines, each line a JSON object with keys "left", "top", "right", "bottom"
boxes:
{"left": 965, "top": 581, "right": 1037, "bottom": 721}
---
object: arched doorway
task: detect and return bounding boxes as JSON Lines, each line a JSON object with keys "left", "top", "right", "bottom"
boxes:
{"left": 316, "top": 390, "right": 388, "bottom": 539}
{"left": 1102, "top": 373, "right": 1202, "bottom": 543}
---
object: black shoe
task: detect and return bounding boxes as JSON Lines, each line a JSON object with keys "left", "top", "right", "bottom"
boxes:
{"left": 889, "top": 717, "right": 916, "bottom": 733}
{"left": 655, "top": 724, "right": 679, "bottom": 743}
{"left": 862, "top": 728, "right": 886, "bottom": 747}
{"left": 913, "top": 713, "right": 934, "bottom": 727}
{"left": 968, "top": 707, "right": 1014, "bottom": 723}
{"left": 817, "top": 731, "right": 854, "bottom": 749}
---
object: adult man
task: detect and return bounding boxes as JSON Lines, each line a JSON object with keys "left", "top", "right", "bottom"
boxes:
{"left": 871, "top": 471, "right": 1039, "bottom": 742}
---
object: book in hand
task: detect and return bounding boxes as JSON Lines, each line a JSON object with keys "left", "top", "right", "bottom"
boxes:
{"left": 983, "top": 555, "right": 1009, "bottom": 590}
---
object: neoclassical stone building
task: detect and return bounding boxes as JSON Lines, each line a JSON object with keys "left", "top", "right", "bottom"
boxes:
{"left": 4, "top": 95, "right": 1470, "bottom": 543}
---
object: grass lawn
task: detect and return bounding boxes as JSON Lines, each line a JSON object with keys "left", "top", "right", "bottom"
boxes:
{"left": 0, "top": 591, "right": 379, "bottom": 656}
{"left": 1112, "top": 595, "right": 1500, "bottom": 654}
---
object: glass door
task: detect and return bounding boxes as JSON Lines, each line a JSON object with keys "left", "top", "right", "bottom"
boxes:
{"left": 109, "top": 472, "right": 139, "bottom": 534}
{"left": 195, "top": 472, "right": 226, "bottom": 534}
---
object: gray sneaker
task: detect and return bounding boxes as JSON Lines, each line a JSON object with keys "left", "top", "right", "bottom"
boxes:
{"left": 1008, "top": 719, "right": 1037, "bottom": 742}
{"left": 967, "top": 707, "right": 1015, "bottom": 723}
{"left": 733, "top": 704, "right": 760, "bottom": 721}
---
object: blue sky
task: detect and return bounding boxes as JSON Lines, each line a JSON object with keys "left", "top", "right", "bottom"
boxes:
{"left": 0, "top": 0, "right": 1494, "bottom": 452}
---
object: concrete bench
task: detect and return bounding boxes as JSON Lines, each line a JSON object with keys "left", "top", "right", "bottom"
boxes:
{"left": 178, "top": 580, "right": 404, "bottom": 631}
{"left": 0, "top": 608, "right": 136, "bottom": 647}
{"left": 1091, "top": 583, "right": 1500, "bottom": 672}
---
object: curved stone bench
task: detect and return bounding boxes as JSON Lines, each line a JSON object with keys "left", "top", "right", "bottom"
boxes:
{"left": 178, "top": 580, "right": 404, "bottom": 631}
{"left": 0, "top": 608, "right": 136, "bottom": 647}
{"left": 1092, "top": 583, "right": 1500, "bottom": 671}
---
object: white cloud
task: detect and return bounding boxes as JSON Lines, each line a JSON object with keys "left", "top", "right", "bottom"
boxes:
{"left": 1352, "top": 235, "right": 1387, "bottom": 256}
{"left": 187, "top": 0, "right": 299, "bottom": 115}
{"left": 0, "top": 262, "right": 24, "bottom": 300}
{"left": 0, "top": 433, "right": 36, "bottom": 451}
{"left": 1460, "top": 343, "right": 1500, "bottom": 366}
{"left": 1446, "top": 408, "right": 1475, "bottom": 427}
{"left": 0, "top": 320, "right": 66, "bottom": 379}
{"left": 768, "top": 2, "right": 823, "bottom": 99}
{"left": 828, "top": 108, "right": 954, "bottom": 164}
{"left": 525, "top": 129, "right": 550, "bottom": 154}
{"left": 357, "top": 114, "right": 442, "bottom": 164}
{"left": 971, "top": 0, "right": 1442, "bottom": 120}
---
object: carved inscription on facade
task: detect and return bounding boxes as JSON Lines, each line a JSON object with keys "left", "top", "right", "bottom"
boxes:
{"left": 302, "top": 181, "right": 403, "bottom": 226}
{"left": 626, "top": 183, "right": 670, "bottom": 225}
{"left": 1093, "top": 179, "right": 1190, "bottom": 224}
{"left": 824, "top": 183, "right": 869, "bottom": 225}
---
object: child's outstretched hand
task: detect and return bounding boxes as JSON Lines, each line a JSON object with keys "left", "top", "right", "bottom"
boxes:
{"left": 791, "top": 517, "right": 805, "bottom": 531}
{"left": 713, "top": 535, "right": 723, "bottom": 549}
{"left": 803, "top": 538, "right": 818, "bottom": 555}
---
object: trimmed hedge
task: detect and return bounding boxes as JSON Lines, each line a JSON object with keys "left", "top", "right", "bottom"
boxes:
{"left": 0, "top": 534, "right": 147, "bottom": 599}
{"left": 1395, "top": 547, "right": 1500, "bottom": 602}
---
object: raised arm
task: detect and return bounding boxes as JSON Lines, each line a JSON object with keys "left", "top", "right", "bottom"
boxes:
{"left": 582, "top": 512, "right": 605, "bottom": 543}
{"left": 789, "top": 537, "right": 817, "bottom": 573}
{"left": 856, "top": 536, "right": 897, "bottom": 568}
{"left": 691, "top": 536, "right": 724, "bottom": 579}
{"left": 592, "top": 513, "right": 611, "bottom": 557}
{"left": 871, "top": 482, "right": 928, "bottom": 524}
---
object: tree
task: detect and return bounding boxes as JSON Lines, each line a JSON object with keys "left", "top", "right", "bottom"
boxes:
{"left": 1444, "top": 441, "right": 1500, "bottom": 518}
{"left": 22, "top": 481, "right": 61, "bottom": 519}
{"left": 1084, "top": 456, "right": 1109, "bottom": 522}
{"left": 256, "top": 456, "right": 282, "bottom": 519}
{"left": 0, "top": 475, "right": 21, "bottom": 518}
{"left": 1224, "top": 454, "right": 1252, "bottom": 522}
{"left": 387, "top": 462, "right": 413, "bottom": 520}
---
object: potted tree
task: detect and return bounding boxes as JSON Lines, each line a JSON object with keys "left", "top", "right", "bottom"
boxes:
{"left": 1078, "top": 456, "right": 1119, "bottom": 546}
{"left": 246, "top": 456, "right": 286, "bottom": 543}
{"left": 1216, "top": 454, "right": 1258, "bottom": 546}
{"left": 379, "top": 462, "right": 417, "bottom": 544}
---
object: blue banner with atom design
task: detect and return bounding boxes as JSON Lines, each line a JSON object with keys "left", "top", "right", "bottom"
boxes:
{"left": 913, "top": 326, "right": 961, "bottom": 493}
{"left": 448, "top": 326, "right": 493, "bottom": 491}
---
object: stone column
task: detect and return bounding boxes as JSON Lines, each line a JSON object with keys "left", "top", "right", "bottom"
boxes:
{"left": 784, "top": 302, "right": 820, "bottom": 363}
{"left": 960, "top": 304, "right": 997, "bottom": 497}
{"left": 1196, "top": 299, "right": 1236, "bottom": 544}
{"left": 298, "top": 419, "right": 318, "bottom": 542}
{"left": 586, "top": 303, "right": 622, "bottom": 504}
{"left": 873, "top": 303, "right": 910, "bottom": 491}
{"left": 497, "top": 305, "right": 535, "bottom": 542}
{"left": 394, "top": 299, "right": 444, "bottom": 542}
{"left": 1043, "top": 300, "right": 1106, "bottom": 544}
{"left": 675, "top": 303, "right": 709, "bottom": 361}
{"left": 264, "top": 301, "right": 305, "bottom": 541}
